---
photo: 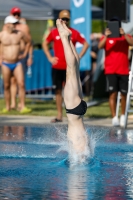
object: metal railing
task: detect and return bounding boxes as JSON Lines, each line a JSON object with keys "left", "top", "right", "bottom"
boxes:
{"left": 0, "top": 72, "right": 55, "bottom": 100}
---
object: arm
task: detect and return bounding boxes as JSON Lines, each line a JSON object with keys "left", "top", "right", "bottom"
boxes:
{"left": 24, "top": 24, "right": 33, "bottom": 66}
{"left": 42, "top": 39, "right": 58, "bottom": 65}
{"left": 27, "top": 43, "right": 33, "bottom": 67}
{"left": 91, "top": 51, "right": 97, "bottom": 59}
{"left": 120, "top": 28, "right": 133, "bottom": 46}
{"left": 75, "top": 31, "right": 89, "bottom": 58}
{"left": 19, "top": 32, "right": 30, "bottom": 60}
{"left": 79, "top": 40, "right": 89, "bottom": 58}
{"left": 98, "top": 28, "right": 111, "bottom": 49}
{"left": 24, "top": 24, "right": 31, "bottom": 41}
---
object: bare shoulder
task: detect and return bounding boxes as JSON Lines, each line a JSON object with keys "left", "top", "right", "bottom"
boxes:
{"left": 0, "top": 31, "right": 6, "bottom": 41}
{"left": 0, "top": 30, "right": 5, "bottom": 38}
{"left": 16, "top": 23, "right": 30, "bottom": 34}
{"left": 23, "top": 24, "right": 30, "bottom": 32}
{"left": 16, "top": 30, "right": 24, "bottom": 38}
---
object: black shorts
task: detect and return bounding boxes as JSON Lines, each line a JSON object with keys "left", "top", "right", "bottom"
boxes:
{"left": 52, "top": 68, "right": 66, "bottom": 90}
{"left": 106, "top": 74, "right": 129, "bottom": 94}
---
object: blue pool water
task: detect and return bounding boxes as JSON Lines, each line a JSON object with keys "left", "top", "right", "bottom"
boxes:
{"left": 0, "top": 124, "right": 133, "bottom": 199}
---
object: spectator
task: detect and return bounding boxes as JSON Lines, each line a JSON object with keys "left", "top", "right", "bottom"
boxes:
{"left": 98, "top": 18, "right": 133, "bottom": 127}
{"left": 9, "top": 7, "right": 33, "bottom": 110}
{"left": 91, "top": 33, "right": 102, "bottom": 74}
{"left": 42, "top": 10, "right": 89, "bottom": 123}
{"left": 0, "top": 15, "right": 31, "bottom": 114}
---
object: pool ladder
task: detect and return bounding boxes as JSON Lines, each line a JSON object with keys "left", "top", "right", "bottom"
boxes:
{"left": 116, "top": 56, "right": 133, "bottom": 128}
{"left": 124, "top": 70, "right": 133, "bottom": 128}
{"left": 124, "top": 55, "right": 133, "bottom": 128}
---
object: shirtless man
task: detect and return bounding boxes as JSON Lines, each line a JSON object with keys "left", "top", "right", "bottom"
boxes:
{"left": 10, "top": 7, "right": 33, "bottom": 110}
{"left": 56, "top": 19, "right": 90, "bottom": 164}
{"left": 10, "top": 7, "right": 33, "bottom": 63}
{"left": 0, "top": 15, "right": 31, "bottom": 113}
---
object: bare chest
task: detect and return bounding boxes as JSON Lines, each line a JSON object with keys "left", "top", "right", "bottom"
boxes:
{"left": 1, "top": 33, "right": 21, "bottom": 46}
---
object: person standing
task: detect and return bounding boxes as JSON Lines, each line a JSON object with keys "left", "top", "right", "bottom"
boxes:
{"left": 9, "top": 7, "right": 33, "bottom": 111}
{"left": 42, "top": 10, "right": 89, "bottom": 123}
{"left": 0, "top": 15, "right": 31, "bottom": 114}
{"left": 98, "top": 19, "right": 133, "bottom": 127}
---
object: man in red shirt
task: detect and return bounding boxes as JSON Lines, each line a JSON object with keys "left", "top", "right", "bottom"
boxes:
{"left": 43, "top": 10, "right": 89, "bottom": 122}
{"left": 98, "top": 19, "right": 133, "bottom": 127}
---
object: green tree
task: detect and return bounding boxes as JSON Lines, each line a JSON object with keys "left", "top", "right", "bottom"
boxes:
{"left": 92, "top": 0, "right": 133, "bottom": 7}
{"left": 92, "top": 0, "right": 104, "bottom": 8}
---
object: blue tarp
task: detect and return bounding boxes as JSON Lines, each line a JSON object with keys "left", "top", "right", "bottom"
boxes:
{"left": 25, "top": 50, "right": 53, "bottom": 91}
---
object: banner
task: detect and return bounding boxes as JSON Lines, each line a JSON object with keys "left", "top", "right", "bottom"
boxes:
{"left": 71, "top": 0, "right": 91, "bottom": 71}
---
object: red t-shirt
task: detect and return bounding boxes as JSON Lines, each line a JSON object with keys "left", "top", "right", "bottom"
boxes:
{"left": 46, "top": 27, "right": 86, "bottom": 70}
{"left": 100, "top": 35, "right": 131, "bottom": 75}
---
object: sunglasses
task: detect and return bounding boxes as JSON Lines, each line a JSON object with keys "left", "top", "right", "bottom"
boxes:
{"left": 13, "top": 13, "right": 20, "bottom": 16}
{"left": 61, "top": 18, "right": 69, "bottom": 22}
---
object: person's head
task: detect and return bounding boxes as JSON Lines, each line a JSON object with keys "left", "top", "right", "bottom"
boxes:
{"left": 10, "top": 7, "right": 21, "bottom": 20}
{"left": 59, "top": 10, "right": 70, "bottom": 26}
{"left": 4, "top": 15, "right": 18, "bottom": 32}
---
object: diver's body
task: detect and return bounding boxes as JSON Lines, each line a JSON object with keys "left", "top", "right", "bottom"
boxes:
{"left": 56, "top": 19, "right": 90, "bottom": 162}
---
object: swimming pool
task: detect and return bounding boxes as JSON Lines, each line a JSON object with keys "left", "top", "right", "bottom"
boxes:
{"left": 0, "top": 124, "right": 133, "bottom": 199}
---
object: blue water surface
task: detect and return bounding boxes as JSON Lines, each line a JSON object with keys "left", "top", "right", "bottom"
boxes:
{"left": 0, "top": 124, "right": 133, "bottom": 200}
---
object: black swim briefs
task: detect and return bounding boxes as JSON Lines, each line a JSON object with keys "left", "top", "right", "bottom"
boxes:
{"left": 65, "top": 100, "right": 87, "bottom": 116}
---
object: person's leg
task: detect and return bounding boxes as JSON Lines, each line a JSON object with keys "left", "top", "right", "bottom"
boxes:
{"left": 1, "top": 65, "right": 12, "bottom": 111}
{"left": 121, "top": 93, "right": 127, "bottom": 114}
{"left": 119, "top": 75, "right": 128, "bottom": 127}
{"left": 51, "top": 68, "right": 64, "bottom": 122}
{"left": 10, "top": 76, "right": 17, "bottom": 109}
{"left": 55, "top": 89, "right": 63, "bottom": 120}
{"left": 13, "top": 63, "right": 25, "bottom": 110}
{"left": 69, "top": 40, "right": 83, "bottom": 99}
{"left": 109, "top": 92, "right": 118, "bottom": 117}
{"left": 119, "top": 75, "right": 128, "bottom": 115}
{"left": 119, "top": 93, "right": 127, "bottom": 127}
{"left": 106, "top": 74, "right": 119, "bottom": 126}
{"left": 17, "top": 56, "right": 28, "bottom": 110}
{"left": 56, "top": 19, "right": 81, "bottom": 108}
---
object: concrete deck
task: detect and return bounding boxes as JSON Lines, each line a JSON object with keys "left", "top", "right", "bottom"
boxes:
{"left": 0, "top": 115, "right": 133, "bottom": 128}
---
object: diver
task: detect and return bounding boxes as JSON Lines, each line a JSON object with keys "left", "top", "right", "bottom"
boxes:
{"left": 56, "top": 19, "right": 90, "bottom": 164}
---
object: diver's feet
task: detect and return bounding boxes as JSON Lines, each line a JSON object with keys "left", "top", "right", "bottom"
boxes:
{"left": 56, "top": 19, "right": 71, "bottom": 38}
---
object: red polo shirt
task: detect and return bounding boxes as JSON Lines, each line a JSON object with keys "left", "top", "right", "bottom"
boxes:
{"left": 46, "top": 27, "right": 86, "bottom": 70}
{"left": 100, "top": 35, "right": 131, "bottom": 75}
